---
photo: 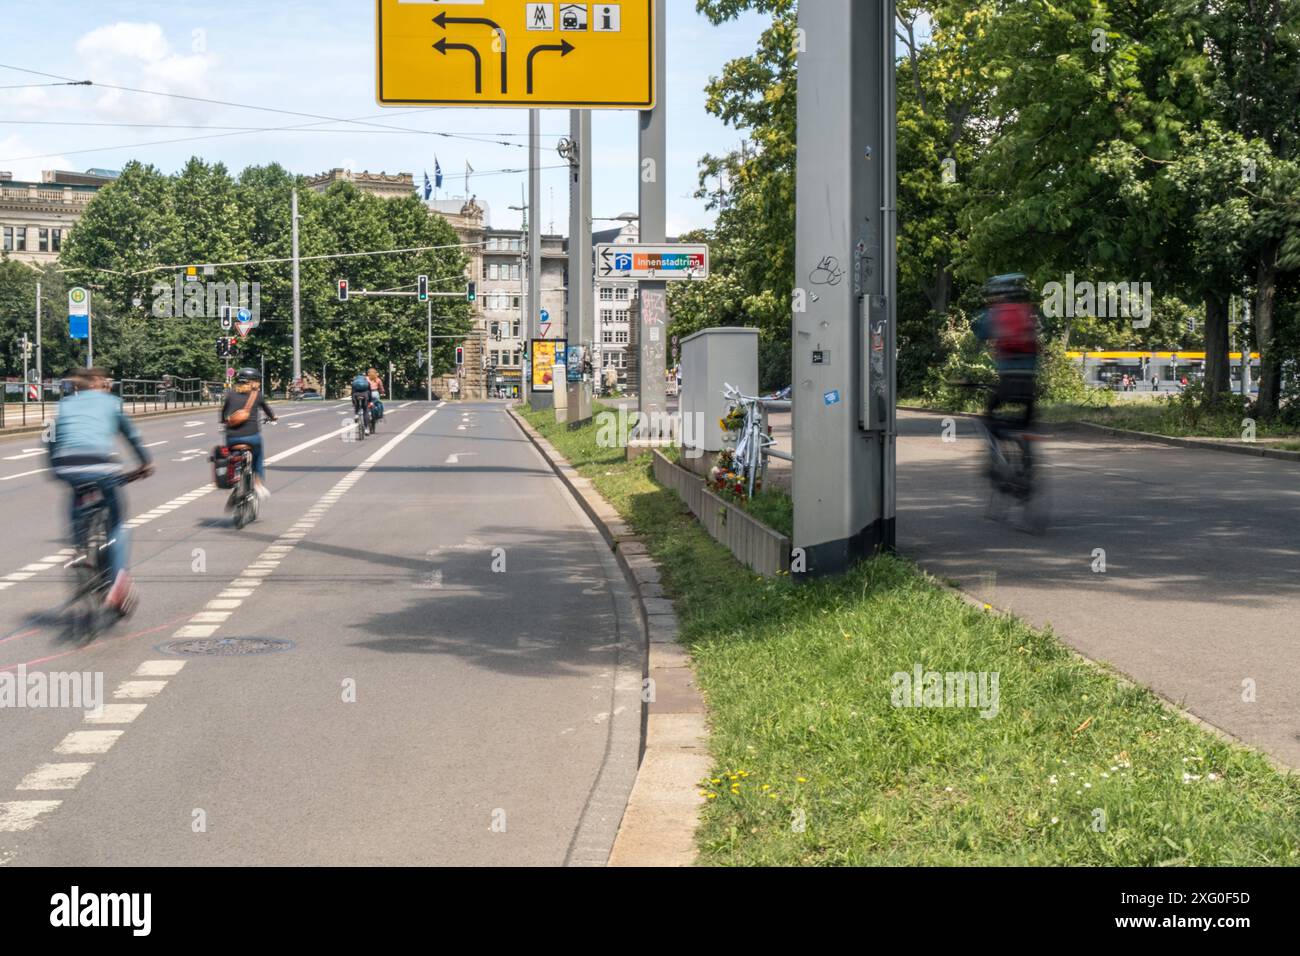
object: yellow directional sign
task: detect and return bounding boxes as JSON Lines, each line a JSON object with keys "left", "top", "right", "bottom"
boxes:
{"left": 377, "top": 1, "right": 655, "bottom": 109}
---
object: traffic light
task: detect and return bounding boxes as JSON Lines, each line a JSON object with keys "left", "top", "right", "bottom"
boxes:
{"left": 417, "top": 275, "right": 429, "bottom": 302}
{"left": 338, "top": 279, "right": 349, "bottom": 302}
{"left": 220, "top": 305, "right": 233, "bottom": 331}
{"left": 466, "top": 281, "right": 477, "bottom": 302}
{"left": 455, "top": 346, "right": 464, "bottom": 367}
{"left": 216, "top": 337, "right": 235, "bottom": 358}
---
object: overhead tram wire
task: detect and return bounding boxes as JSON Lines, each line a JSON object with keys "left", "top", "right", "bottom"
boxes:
{"left": 0, "top": 62, "right": 568, "bottom": 149}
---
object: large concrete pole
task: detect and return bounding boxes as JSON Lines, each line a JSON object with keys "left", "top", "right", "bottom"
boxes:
{"left": 636, "top": 0, "right": 668, "bottom": 431}
{"left": 566, "top": 109, "right": 594, "bottom": 424}
{"left": 792, "top": 0, "right": 897, "bottom": 575}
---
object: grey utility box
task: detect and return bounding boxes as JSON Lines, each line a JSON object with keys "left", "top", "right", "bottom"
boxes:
{"left": 681, "top": 327, "right": 759, "bottom": 466}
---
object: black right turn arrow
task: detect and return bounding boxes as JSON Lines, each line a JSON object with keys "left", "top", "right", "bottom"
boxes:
{"left": 434, "top": 38, "right": 483, "bottom": 94}
{"left": 526, "top": 40, "right": 575, "bottom": 94}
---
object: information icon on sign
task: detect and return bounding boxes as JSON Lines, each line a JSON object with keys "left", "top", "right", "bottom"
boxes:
{"left": 593, "top": 4, "right": 622, "bottom": 32}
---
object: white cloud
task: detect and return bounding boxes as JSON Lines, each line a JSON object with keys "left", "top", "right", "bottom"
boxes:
{"left": 71, "top": 22, "right": 219, "bottom": 123}
{"left": 0, "top": 135, "right": 73, "bottom": 181}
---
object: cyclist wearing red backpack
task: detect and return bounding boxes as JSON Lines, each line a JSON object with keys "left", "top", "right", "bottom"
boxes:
{"left": 973, "top": 273, "right": 1040, "bottom": 432}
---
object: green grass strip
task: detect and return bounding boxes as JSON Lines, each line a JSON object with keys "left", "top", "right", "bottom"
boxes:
{"left": 519, "top": 405, "right": 1300, "bottom": 866}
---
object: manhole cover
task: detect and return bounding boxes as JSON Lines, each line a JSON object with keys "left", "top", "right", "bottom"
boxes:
{"left": 157, "top": 637, "right": 294, "bottom": 657}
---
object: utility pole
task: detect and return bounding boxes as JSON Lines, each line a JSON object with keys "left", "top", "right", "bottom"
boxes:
{"left": 35, "top": 281, "right": 42, "bottom": 400}
{"left": 20, "top": 333, "right": 30, "bottom": 406}
{"left": 636, "top": 0, "right": 668, "bottom": 432}
{"left": 527, "top": 108, "right": 545, "bottom": 408}
{"left": 87, "top": 293, "right": 93, "bottom": 368}
{"left": 792, "top": 0, "right": 898, "bottom": 575}
{"left": 566, "top": 108, "right": 594, "bottom": 425}
{"left": 427, "top": 298, "right": 433, "bottom": 402}
{"left": 291, "top": 188, "right": 302, "bottom": 389}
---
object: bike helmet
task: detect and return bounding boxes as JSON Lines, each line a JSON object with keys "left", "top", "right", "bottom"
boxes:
{"left": 235, "top": 368, "right": 260, "bottom": 384}
{"left": 982, "top": 273, "right": 1033, "bottom": 303}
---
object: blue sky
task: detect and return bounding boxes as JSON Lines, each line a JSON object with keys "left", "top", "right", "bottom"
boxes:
{"left": 0, "top": 1, "right": 767, "bottom": 236}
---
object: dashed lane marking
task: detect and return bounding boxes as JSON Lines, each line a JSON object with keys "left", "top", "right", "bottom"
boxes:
{"left": 0, "top": 801, "right": 61, "bottom": 833}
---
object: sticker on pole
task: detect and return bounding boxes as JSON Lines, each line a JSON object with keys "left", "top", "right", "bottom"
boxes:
{"left": 824, "top": 390, "right": 841, "bottom": 406}
{"left": 376, "top": 0, "right": 655, "bottom": 109}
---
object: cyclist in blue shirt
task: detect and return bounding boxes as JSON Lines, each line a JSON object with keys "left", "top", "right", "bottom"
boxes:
{"left": 49, "top": 368, "right": 154, "bottom": 611}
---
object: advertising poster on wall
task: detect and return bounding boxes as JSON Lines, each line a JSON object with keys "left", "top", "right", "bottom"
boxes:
{"left": 530, "top": 339, "right": 566, "bottom": 392}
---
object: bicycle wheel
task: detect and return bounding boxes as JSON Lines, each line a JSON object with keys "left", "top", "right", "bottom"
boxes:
{"left": 68, "top": 511, "right": 108, "bottom": 643}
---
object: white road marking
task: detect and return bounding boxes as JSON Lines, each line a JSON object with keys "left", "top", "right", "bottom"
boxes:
{"left": 142, "top": 440, "right": 167, "bottom": 447}
{"left": 4, "top": 572, "right": 35, "bottom": 582}
{"left": 0, "top": 801, "right": 61, "bottom": 832}
{"left": 17, "top": 763, "right": 95, "bottom": 791}
{"left": 55, "top": 731, "right": 123, "bottom": 755}
{"left": 206, "top": 599, "right": 242, "bottom": 610}
{"left": 188, "top": 611, "right": 231, "bottom": 624}
{"left": 0, "top": 468, "right": 48, "bottom": 481}
{"left": 85, "top": 704, "right": 147, "bottom": 725}
{"left": 20, "top": 563, "right": 54, "bottom": 572}
{"left": 445, "top": 452, "right": 477, "bottom": 465}
{"left": 2, "top": 450, "right": 45, "bottom": 460}
{"left": 288, "top": 422, "right": 305, "bottom": 429}
{"left": 135, "top": 660, "right": 185, "bottom": 677}
{"left": 173, "top": 624, "right": 219, "bottom": 638}
{"left": 185, "top": 432, "right": 206, "bottom": 438}
{"left": 184, "top": 420, "right": 204, "bottom": 427}
{"left": 113, "top": 681, "right": 168, "bottom": 699}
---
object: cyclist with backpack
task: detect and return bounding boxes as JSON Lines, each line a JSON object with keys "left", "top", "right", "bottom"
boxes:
{"left": 351, "top": 371, "right": 374, "bottom": 433}
{"left": 220, "top": 369, "right": 278, "bottom": 500}
{"left": 973, "top": 273, "right": 1040, "bottom": 435}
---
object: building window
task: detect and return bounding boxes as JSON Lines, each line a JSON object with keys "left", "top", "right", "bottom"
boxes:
{"left": 600, "top": 308, "right": 614, "bottom": 324}
{"left": 512, "top": 350, "right": 521, "bottom": 366}
{"left": 512, "top": 296, "right": 521, "bottom": 310}
{"left": 602, "top": 329, "right": 613, "bottom": 344}
{"left": 599, "top": 287, "right": 613, "bottom": 301}
{"left": 487, "top": 263, "right": 498, "bottom": 281}
{"left": 38, "top": 228, "right": 49, "bottom": 253}
{"left": 15, "top": 226, "right": 26, "bottom": 252}
{"left": 510, "top": 239, "right": 521, "bottom": 251}
{"left": 2, "top": 227, "right": 11, "bottom": 252}
{"left": 616, "top": 330, "right": 629, "bottom": 344}
{"left": 510, "top": 264, "right": 521, "bottom": 281}
{"left": 614, "top": 286, "right": 630, "bottom": 301}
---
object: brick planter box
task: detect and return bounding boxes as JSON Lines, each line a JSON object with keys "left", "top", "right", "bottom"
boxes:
{"left": 652, "top": 451, "right": 790, "bottom": 577}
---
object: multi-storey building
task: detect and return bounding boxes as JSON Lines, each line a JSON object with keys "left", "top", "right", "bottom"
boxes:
{"left": 0, "top": 169, "right": 118, "bottom": 266}
{"left": 591, "top": 220, "right": 640, "bottom": 389}
{"left": 480, "top": 226, "right": 568, "bottom": 399}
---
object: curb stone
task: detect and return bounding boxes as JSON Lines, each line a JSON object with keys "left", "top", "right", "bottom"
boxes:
{"left": 505, "top": 405, "right": 710, "bottom": 866}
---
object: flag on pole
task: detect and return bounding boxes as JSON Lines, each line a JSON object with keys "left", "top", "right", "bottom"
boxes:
{"left": 422, "top": 171, "right": 432, "bottom": 201}
{"left": 434, "top": 157, "right": 444, "bottom": 190}
{"left": 465, "top": 160, "right": 474, "bottom": 194}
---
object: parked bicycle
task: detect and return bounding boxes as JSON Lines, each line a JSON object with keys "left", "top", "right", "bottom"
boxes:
{"left": 63, "top": 466, "right": 150, "bottom": 643}
{"left": 721, "top": 383, "right": 777, "bottom": 499}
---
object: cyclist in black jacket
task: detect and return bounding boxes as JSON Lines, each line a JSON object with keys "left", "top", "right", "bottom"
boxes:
{"left": 220, "top": 369, "right": 278, "bottom": 499}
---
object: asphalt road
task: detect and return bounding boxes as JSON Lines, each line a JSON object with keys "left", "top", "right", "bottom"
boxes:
{"left": 897, "top": 409, "right": 1300, "bottom": 767}
{"left": 0, "top": 399, "right": 640, "bottom": 866}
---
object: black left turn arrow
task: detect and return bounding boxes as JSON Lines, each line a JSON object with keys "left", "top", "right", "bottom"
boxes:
{"left": 434, "top": 12, "right": 508, "bottom": 94}
{"left": 434, "top": 38, "right": 483, "bottom": 94}
{"left": 526, "top": 40, "right": 575, "bottom": 94}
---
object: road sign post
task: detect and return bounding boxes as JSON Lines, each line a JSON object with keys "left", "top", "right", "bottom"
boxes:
{"left": 792, "top": 0, "right": 897, "bottom": 575}
{"left": 377, "top": 0, "right": 655, "bottom": 108}
{"left": 528, "top": 109, "right": 551, "bottom": 410}
{"left": 68, "top": 287, "right": 91, "bottom": 367}
{"left": 566, "top": 107, "right": 594, "bottom": 426}
{"left": 635, "top": 0, "right": 668, "bottom": 445}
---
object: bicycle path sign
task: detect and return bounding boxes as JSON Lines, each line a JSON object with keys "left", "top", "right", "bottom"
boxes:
{"left": 376, "top": 1, "right": 655, "bottom": 108}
